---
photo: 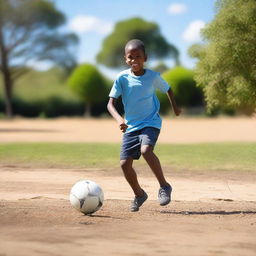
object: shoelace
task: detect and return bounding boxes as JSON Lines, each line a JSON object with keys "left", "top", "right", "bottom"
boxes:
{"left": 159, "top": 187, "right": 169, "bottom": 197}
{"left": 133, "top": 193, "right": 146, "bottom": 205}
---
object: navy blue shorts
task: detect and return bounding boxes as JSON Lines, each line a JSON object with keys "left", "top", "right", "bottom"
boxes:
{"left": 120, "top": 127, "right": 160, "bottom": 160}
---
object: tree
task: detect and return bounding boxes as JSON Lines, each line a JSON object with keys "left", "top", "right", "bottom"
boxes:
{"left": 67, "top": 64, "right": 108, "bottom": 117}
{"left": 189, "top": 0, "right": 256, "bottom": 114}
{"left": 0, "top": 0, "right": 78, "bottom": 117}
{"left": 97, "top": 17, "right": 179, "bottom": 68}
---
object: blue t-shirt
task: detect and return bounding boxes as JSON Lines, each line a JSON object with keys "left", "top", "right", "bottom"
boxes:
{"left": 109, "top": 68, "right": 170, "bottom": 133}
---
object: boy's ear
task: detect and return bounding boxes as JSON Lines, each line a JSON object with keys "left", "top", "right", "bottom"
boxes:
{"left": 144, "top": 54, "right": 148, "bottom": 62}
{"left": 124, "top": 55, "right": 129, "bottom": 65}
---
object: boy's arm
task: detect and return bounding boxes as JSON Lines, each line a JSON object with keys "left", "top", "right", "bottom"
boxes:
{"left": 166, "top": 88, "right": 181, "bottom": 116}
{"left": 107, "top": 97, "right": 128, "bottom": 133}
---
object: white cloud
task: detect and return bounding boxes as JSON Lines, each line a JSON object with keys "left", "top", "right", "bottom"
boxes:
{"left": 182, "top": 20, "right": 205, "bottom": 42}
{"left": 167, "top": 3, "right": 187, "bottom": 14}
{"left": 68, "top": 15, "right": 113, "bottom": 35}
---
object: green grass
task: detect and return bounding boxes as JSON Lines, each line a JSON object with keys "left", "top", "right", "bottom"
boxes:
{"left": 0, "top": 142, "right": 255, "bottom": 172}
{"left": 157, "top": 143, "right": 256, "bottom": 171}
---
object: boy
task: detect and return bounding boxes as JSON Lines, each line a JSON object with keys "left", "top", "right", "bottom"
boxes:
{"left": 107, "top": 39, "right": 181, "bottom": 212}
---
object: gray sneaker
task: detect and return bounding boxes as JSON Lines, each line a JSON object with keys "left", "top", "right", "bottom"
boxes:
{"left": 130, "top": 190, "right": 148, "bottom": 212}
{"left": 158, "top": 184, "right": 172, "bottom": 206}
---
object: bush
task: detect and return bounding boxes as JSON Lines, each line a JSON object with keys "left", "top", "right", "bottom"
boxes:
{"left": 68, "top": 64, "right": 109, "bottom": 116}
{"left": 12, "top": 97, "right": 44, "bottom": 117}
{"left": 0, "top": 96, "right": 85, "bottom": 118}
{"left": 159, "top": 66, "right": 204, "bottom": 113}
{"left": 42, "top": 96, "right": 84, "bottom": 117}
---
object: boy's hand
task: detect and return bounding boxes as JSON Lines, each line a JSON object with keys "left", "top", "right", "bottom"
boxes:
{"left": 174, "top": 107, "right": 181, "bottom": 116}
{"left": 118, "top": 120, "right": 128, "bottom": 133}
{"left": 107, "top": 98, "right": 128, "bottom": 133}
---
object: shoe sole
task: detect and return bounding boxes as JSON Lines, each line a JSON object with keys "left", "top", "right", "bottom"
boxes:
{"left": 130, "top": 193, "right": 148, "bottom": 212}
{"left": 159, "top": 187, "right": 172, "bottom": 206}
{"left": 159, "top": 198, "right": 170, "bottom": 206}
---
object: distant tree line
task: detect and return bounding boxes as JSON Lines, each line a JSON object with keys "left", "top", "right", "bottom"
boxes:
{"left": 0, "top": 63, "right": 203, "bottom": 117}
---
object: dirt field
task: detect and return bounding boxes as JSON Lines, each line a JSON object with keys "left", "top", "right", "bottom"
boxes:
{"left": 0, "top": 116, "right": 256, "bottom": 143}
{"left": 1, "top": 117, "right": 256, "bottom": 256}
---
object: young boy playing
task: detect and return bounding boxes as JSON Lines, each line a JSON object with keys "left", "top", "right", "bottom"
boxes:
{"left": 107, "top": 39, "right": 181, "bottom": 212}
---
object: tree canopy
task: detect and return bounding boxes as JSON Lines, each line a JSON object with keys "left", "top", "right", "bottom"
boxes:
{"left": 0, "top": 0, "right": 78, "bottom": 117}
{"left": 189, "top": 0, "right": 256, "bottom": 114}
{"left": 97, "top": 17, "right": 179, "bottom": 68}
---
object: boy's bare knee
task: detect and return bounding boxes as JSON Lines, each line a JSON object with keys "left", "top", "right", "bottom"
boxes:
{"left": 141, "top": 145, "right": 153, "bottom": 157}
{"left": 120, "top": 158, "right": 133, "bottom": 170}
{"left": 120, "top": 159, "right": 127, "bottom": 169}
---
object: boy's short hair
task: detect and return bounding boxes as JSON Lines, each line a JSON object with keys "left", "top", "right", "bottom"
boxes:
{"left": 125, "top": 39, "right": 146, "bottom": 55}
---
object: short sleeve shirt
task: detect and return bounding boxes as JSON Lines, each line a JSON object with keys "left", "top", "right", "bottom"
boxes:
{"left": 109, "top": 68, "right": 170, "bottom": 133}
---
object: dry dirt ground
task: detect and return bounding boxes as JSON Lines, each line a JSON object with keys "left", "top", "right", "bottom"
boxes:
{"left": 0, "top": 117, "right": 256, "bottom": 143}
{"left": 0, "top": 117, "right": 256, "bottom": 256}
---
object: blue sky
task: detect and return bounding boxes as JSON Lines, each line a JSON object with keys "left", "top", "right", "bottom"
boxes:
{"left": 52, "top": 0, "right": 216, "bottom": 78}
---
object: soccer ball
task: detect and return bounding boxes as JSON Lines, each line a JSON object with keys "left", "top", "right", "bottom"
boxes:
{"left": 70, "top": 180, "right": 104, "bottom": 215}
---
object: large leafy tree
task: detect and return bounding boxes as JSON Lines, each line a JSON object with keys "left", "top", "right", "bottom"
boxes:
{"left": 97, "top": 17, "right": 179, "bottom": 68}
{"left": 189, "top": 0, "right": 256, "bottom": 114}
{"left": 0, "top": 0, "right": 78, "bottom": 117}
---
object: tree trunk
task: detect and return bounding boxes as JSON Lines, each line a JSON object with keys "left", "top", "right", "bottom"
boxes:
{"left": 2, "top": 71, "right": 13, "bottom": 118}
{"left": 0, "top": 27, "right": 13, "bottom": 118}
{"left": 84, "top": 103, "right": 91, "bottom": 118}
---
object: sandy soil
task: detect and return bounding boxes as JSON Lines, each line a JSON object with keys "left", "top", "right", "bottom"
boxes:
{"left": 1, "top": 117, "right": 256, "bottom": 256}
{"left": 0, "top": 116, "right": 256, "bottom": 143}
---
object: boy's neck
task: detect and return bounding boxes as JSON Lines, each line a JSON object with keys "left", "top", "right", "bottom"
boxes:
{"left": 131, "top": 68, "right": 145, "bottom": 76}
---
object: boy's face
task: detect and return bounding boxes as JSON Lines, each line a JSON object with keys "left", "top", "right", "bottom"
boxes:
{"left": 124, "top": 47, "right": 147, "bottom": 76}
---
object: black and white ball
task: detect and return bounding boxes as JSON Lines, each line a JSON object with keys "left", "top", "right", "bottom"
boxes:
{"left": 70, "top": 180, "right": 104, "bottom": 215}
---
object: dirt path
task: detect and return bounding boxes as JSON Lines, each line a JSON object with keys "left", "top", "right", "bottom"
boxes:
{"left": 0, "top": 117, "right": 255, "bottom": 143}
{"left": 0, "top": 166, "right": 256, "bottom": 256}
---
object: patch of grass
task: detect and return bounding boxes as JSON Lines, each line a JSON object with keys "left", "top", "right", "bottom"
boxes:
{"left": 0, "top": 143, "right": 255, "bottom": 171}
{"left": 0, "top": 143, "right": 119, "bottom": 168}
{"left": 155, "top": 143, "right": 256, "bottom": 171}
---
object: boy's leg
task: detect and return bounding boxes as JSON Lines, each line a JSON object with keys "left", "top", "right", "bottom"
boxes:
{"left": 120, "top": 157, "right": 144, "bottom": 197}
{"left": 120, "top": 130, "right": 149, "bottom": 211}
{"left": 120, "top": 157, "right": 148, "bottom": 211}
{"left": 140, "top": 145, "right": 168, "bottom": 187}
{"left": 139, "top": 127, "right": 172, "bottom": 206}
{"left": 141, "top": 145, "right": 172, "bottom": 206}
